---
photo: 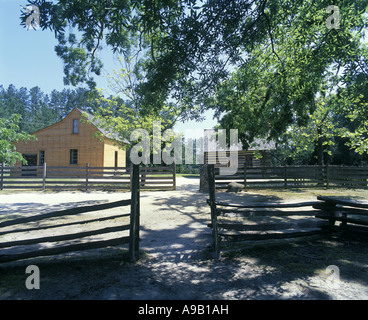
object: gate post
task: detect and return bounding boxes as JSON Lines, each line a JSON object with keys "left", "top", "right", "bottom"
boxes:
{"left": 42, "top": 162, "right": 47, "bottom": 191}
{"left": 85, "top": 163, "right": 89, "bottom": 191}
{"left": 208, "top": 164, "right": 220, "bottom": 260}
{"left": 325, "top": 164, "right": 329, "bottom": 189}
{"left": 284, "top": 165, "right": 287, "bottom": 188}
{"left": 244, "top": 164, "right": 247, "bottom": 189}
{"left": 129, "top": 164, "right": 140, "bottom": 262}
{"left": 1, "top": 163, "right": 4, "bottom": 191}
{"left": 173, "top": 163, "right": 176, "bottom": 190}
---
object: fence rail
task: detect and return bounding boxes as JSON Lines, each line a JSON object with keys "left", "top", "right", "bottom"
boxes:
{"left": 212, "top": 165, "right": 368, "bottom": 189}
{"left": 314, "top": 196, "right": 368, "bottom": 237}
{"left": 0, "top": 165, "right": 141, "bottom": 263}
{"left": 0, "top": 163, "right": 176, "bottom": 191}
{"left": 206, "top": 164, "right": 368, "bottom": 259}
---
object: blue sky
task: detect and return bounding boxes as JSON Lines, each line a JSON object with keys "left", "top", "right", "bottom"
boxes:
{"left": 0, "top": 0, "right": 217, "bottom": 137}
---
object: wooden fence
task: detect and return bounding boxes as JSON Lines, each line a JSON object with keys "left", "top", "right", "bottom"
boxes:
{"left": 0, "top": 163, "right": 176, "bottom": 191}
{"left": 207, "top": 164, "right": 368, "bottom": 259}
{"left": 314, "top": 196, "right": 368, "bottom": 237}
{"left": 211, "top": 165, "right": 368, "bottom": 190}
{"left": 0, "top": 165, "right": 141, "bottom": 263}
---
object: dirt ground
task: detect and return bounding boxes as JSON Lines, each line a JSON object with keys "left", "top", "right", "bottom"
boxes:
{"left": 0, "top": 177, "right": 367, "bottom": 300}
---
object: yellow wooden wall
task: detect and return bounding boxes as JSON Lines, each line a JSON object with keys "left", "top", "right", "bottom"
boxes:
{"left": 14, "top": 108, "right": 126, "bottom": 168}
{"left": 103, "top": 139, "right": 126, "bottom": 167}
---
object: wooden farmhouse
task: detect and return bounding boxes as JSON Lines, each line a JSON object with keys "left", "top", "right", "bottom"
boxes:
{"left": 14, "top": 108, "right": 127, "bottom": 169}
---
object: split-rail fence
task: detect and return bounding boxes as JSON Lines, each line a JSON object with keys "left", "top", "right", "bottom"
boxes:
{"left": 211, "top": 165, "right": 368, "bottom": 190}
{"left": 207, "top": 164, "right": 368, "bottom": 259}
{"left": 0, "top": 163, "right": 175, "bottom": 191}
{"left": 0, "top": 165, "right": 141, "bottom": 263}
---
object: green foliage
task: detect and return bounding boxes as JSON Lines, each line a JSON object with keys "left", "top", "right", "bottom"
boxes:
{"left": 0, "top": 114, "right": 36, "bottom": 165}
{"left": 20, "top": 0, "right": 368, "bottom": 162}
{"left": 87, "top": 92, "right": 177, "bottom": 141}
{"left": 82, "top": 51, "right": 182, "bottom": 155}
{"left": 209, "top": 1, "right": 368, "bottom": 163}
{"left": 0, "top": 85, "right": 100, "bottom": 134}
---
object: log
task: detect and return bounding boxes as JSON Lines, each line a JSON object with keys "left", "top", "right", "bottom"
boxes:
{"left": 0, "top": 213, "right": 130, "bottom": 236}
{"left": 315, "top": 214, "right": 368, "bottom": 226}
{"left": 0, "top": 225, "right": 130, "bottom": 249}
{"left": 317, "top": 196, "right": 368, "bottom": 209}
{"left": 219, "top": 228, "right": 330, "bottom": 242}
{"left": 214, "top": 200, "right": 321, "bottom": 209}
{"left": 220, "top": 234, "right": 327, "bottom": 253}
{"left": 0, "top": 199, "right": 131, "bottom": 228}
{"left": 219, "top": 208, "right": 319, "bottom": 217}
{"left": 208, "top": 164, "right": 220, "bottom": 259}
{"left": 0, "top": 237, "right": 130, "bottom": 263}
{"left": 209, "top": 220, "right": 330, "bottom": 231}
{"left": 129, "top": 164, "right": 140, "bottom": 262}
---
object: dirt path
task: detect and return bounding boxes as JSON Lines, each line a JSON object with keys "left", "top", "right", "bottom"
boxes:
{"left": 0, "top": 178, "right": 368, "bottom": 300}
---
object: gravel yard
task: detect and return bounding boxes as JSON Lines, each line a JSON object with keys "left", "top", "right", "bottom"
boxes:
{"left": 0, "top": 177, "right": 367, "bottom": 300}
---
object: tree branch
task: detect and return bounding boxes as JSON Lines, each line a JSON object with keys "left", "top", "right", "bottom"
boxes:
{"left": 262, "top": 11, "right": 285, "bottom": 71}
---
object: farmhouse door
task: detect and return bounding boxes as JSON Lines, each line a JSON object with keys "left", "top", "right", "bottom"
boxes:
{"left": 22, "top": 153, "right": 38, "bottom": 176}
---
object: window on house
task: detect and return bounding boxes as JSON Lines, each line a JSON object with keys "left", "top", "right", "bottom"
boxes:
{"left": 39, "top": 150, "right": 45, "bottom": 166}
{"left": 70, "top": 149, "right": 78, "bottom": 165}
{"left": 73, "top": 119, "right": 79, "bottom": 134}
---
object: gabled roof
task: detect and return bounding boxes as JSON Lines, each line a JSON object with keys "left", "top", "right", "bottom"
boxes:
{"left": 32, "top": 108, "right": 128, "bottom": 144}
{"left": 76, "top": 108, "right": 122, "bottom": 142}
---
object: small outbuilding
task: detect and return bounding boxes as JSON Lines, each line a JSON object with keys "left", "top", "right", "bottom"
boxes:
{"left": 14, "top": 108, "right": 127, "bottom": 168}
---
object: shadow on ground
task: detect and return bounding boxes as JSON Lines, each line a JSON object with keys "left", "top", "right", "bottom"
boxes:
{"left": 1, "top": 235, "right": 367, "bottom": 300}
{"left": 0, "top": 182, "right": 368, "bottom": 300}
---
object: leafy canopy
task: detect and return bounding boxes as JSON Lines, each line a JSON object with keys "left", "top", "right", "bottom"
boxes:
{"left": 21, "top": 0, "right": 368, "bottom": 151}
{"left": 0, "top": 115, "right": 36, "bottom": 165}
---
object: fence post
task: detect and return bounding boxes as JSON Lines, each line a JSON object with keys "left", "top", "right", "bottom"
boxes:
{"left": 1, "top": 163, "right": 4, "bottom": 191}
{"left": 244, "top": 164, "right": 247, "bottom": 189}
{"left": 42, "top": 162, "right": 47, "bottom": 191}
{"left": 318, "top": 165, "right": 324, "bottom": 187}
{"left": 207, "top": 164, "right": 220, "bottom": 260}
{"left": 129, "top": 162, "right": 133, "bottom": 190}
{"left": 325, "top": 164, "right": 329, "bottom": 189}
{"left": 129, "top": 164, "right": 140, "bottom": 262}
{"left": 85, "top": 163, "right": 89, "bottom": 191}
{"left": 173, "top": 163, "right": 176, "bottom": 190}
{"left": 284, "top": 165, "right": 287, "bottom": 189}
{"left": 135, "top": 166, "right": 140, "bottom": 252}
{"left": 141, "top": 165, "right": 146, "bottom": 187}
